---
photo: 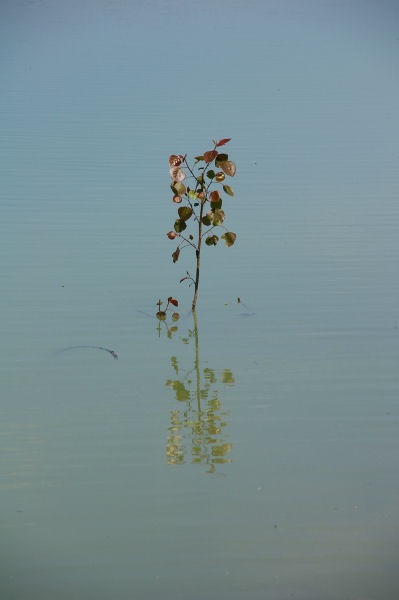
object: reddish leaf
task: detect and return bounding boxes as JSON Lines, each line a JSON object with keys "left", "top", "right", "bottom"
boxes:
{"left": 167, "top": 231, "right": 178, "bottom": 240}
{"left": 216, "top": 138, "right": 231, "bottom": 147}
{"left": 169, "top": 155, "right": 181, "bottom": 167}
{"left": 168, "top": 297, "right": 179, "bottom": 307}
{"left": 209, "top": 190, "right": 221, "bottom": 203}
{"left": 203, "top": 150, "right": 218, "bottom": 163}
{"left": 173, "top": 195, "right": 182, "bottom": 203}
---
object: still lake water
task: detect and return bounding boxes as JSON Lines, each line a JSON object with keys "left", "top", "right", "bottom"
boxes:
{"left": 1, "top": 1, "right": 399, "bottom": 598}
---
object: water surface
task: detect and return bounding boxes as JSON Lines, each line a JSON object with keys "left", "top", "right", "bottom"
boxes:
{"left": 1, "top": 1, "right": 399, "bottom": 599}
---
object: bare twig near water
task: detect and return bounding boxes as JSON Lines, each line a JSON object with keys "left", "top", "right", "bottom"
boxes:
{"left": 56, "top": 345, "right": 118, "bottom": 360}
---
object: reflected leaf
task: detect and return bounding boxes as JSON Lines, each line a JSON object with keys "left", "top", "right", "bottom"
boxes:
{"left": 171, "top": 356, "right": 179, "bottom": 374}
{"left": 168, "top": 326, "right": 178, "bottom": 338}
{"left": 212, "top": 443, "right": 232, "bottom": 457}
{"left": 203, "top": 368, "right": 217, "bottom": 383}
{"left": 166, "top": 380, "right": 191, "bottom": 401}
{"left": 221, "top": 369, "right": 235, "bottom": 384}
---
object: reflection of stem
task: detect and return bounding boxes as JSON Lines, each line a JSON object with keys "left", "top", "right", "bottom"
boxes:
{"left": 165, "top": 309, "right": 233, "bottom": 471}
{"left": 193, "top": 310, "right": 201, "bottom": 415}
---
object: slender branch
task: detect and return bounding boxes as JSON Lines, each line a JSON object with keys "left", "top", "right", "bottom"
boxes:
{"left": 178, "top": 234, "right": 198, "bottom": 251}
{"left": 201, "top": 222, "right": 229, "bottom": 239}
{"left": 184, "top": 194, "right": 200, "bottom": 224}
{"left": 182, "top": 156, "right": 200, "bottom": 183}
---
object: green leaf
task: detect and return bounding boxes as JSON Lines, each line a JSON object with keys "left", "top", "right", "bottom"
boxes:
{"left": 205, "top": 235, "right": 219, "bottom": 246}
{"left": 223, "top": 184, "right": 234, "bottom": 196}
{"left": 188, "top": 190, "right": 199, "bottom": 200}
{"left": 206, "top": 170, "right": 215, "bottom": 179}
{"left": 156, "top": 311, "right": 166, "bottom": 320}
{"left": 171, "top": 181, "right": 186, "bottom": 195}
{"left": 215, "top": 153, "right": 228, "bottom": 167}
{"left": 202, "top": 214, "right": 212, "bottom": 226}
{"left": 212, "top": 209, "right": 225, "bottom": 226}
{"left": 194, "top": 155, "right": 204, "bottom": 163}
{"left": 178, "top": 206, "right": 193, "bottom": 221}
{"left": 174, "top": 219, "right": 187, "bottom": 233}
{"left": 210, "top": 190, "right": 222, "bottom": 210}
{"left": 211, "top": 198, "right": 222, "bottom": 210}
{"left": 221, "top": 232, "right": 236, "bottom": 247}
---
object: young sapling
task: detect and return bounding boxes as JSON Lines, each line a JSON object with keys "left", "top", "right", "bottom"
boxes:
{"left": 166, "top": 138, "right": 237, "bottom": 311}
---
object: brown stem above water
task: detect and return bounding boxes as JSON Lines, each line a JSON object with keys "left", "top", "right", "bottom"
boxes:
{"left": 192, "top": 197, "right": 204, "bottom": 311}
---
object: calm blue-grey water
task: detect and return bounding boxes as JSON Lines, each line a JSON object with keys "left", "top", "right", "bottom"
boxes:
{"left": 1, "top": 1, "right": 399, "bottom": 599}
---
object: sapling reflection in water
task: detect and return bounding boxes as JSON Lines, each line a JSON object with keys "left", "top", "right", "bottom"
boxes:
{"left": 166, "top": 138, "right": 237, "bottom": 311}
{"left": 156, "top": 297, "right": 180, "bottom": 337}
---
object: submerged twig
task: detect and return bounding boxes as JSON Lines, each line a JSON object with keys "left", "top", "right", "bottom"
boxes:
{"left": 56, "top": 345, "right": 118, "bottom": 360}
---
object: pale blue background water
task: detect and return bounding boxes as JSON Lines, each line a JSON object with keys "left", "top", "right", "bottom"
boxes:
{"left": 1, "top": 1, "right": 399, "bottom": 599}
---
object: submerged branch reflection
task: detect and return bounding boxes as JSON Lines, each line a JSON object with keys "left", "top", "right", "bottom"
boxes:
{"left": 164, "top": 311, "right": 234, "bottom": 473}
